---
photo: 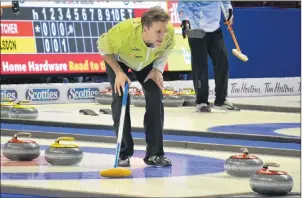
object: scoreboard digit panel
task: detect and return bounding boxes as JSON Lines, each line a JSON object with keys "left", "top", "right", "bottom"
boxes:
{"left": 2, "top": 7, "right": 135, "bottom": 54}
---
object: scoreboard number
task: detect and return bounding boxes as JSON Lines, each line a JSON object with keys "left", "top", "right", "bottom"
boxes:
{"left": 36, "top": 7, "right": 132, "bottom": 21}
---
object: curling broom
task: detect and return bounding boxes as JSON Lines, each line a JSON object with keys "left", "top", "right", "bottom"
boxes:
{"left": 1, "top": 1, "right": 20, "bottom": 15}
{"left": 220, "top": 3, "right": 248, "bottom": 62}
{"left": 100, "top": 82, "right": 132, "bottom": 178}
{"left": 0, "top": 5, "right": 13, "bottom": 8}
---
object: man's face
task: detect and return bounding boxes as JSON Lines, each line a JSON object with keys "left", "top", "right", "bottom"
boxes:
{"left": 143, "top": 21, "right": 168, "bottom": 47}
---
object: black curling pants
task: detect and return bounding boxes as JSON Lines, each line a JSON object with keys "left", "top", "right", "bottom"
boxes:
{"left": 105, "top": 61, "right": 164, "bottom": 160}
{"left": 188, "top": 28, "right": 229, "bottom": 105}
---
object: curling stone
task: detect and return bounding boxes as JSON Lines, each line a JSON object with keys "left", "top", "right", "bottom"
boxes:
{"left": 163, "top": 94, "right": 184, "bottom": 107}
{"left": 95, "top": 87, "right": 112, "bottom": 105}
{"left": 2, "top": 132, "right": 40, "bottom": 161}
{"left": 1, "top": 101, "right": 15, "bottom": 118}
{"left": 178, "top": 88, "right": 196, "bottom": 106}
{"left": 45, "top": 137, "right": 83, "bottom": 166}
{"left": 224, "top": 148, "right": 264, "bottom": 177}
{"left": 129, "top": 86, "right": 140, "bottom": 96}
{"left": 8, "top": 101, "right": 38, "bottom": 120}
{"left": 162, "top": 88, "right": 184, "bottom": 107}
{"left": 131, "top": 90, "right": 146, "bottom": 107}
{"left": 250, "top": 162, "right": 294, "bottom": 195}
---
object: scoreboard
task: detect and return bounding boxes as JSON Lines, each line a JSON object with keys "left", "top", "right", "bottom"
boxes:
{"left": 0, "top": 1, "right": 192, "bottom": 75}
{"left": 3, "top": 7, "right": 135, "bottom": 54}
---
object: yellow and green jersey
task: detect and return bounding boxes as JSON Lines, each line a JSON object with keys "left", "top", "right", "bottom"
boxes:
{"left": 97, "top": 18, "right": 176, "bottom": 73}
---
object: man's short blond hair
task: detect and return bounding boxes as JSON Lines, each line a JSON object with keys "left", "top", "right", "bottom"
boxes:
{"left": 141, "top": 6, "right": 171, "bottom": 28}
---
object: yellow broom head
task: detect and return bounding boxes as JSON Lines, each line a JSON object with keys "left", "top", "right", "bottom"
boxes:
{"left": 232, "top": 49, "right": 248, "bottom": 62}
{"left": 100, "top": 167, "right": 132, "bottom": 178}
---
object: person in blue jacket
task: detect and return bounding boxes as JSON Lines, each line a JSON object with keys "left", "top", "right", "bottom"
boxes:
{"left": 177, "top": 1, "right": 240, "bottom": 112}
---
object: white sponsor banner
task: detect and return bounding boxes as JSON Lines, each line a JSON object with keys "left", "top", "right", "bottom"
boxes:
{"left": 132, "top": 77, "right": 301, "bottom": 98}
{"left": 1, "top": 77, "right": 300, "bottom": 104}
{"left": 162, "top": 77, "right": 301, "bottom": 98}
{"left": 0, "top": 83, "right": 110, "bottom": 104}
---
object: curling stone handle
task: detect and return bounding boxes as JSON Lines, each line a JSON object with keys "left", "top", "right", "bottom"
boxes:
{"left": 14, "top": 132, "right": 32, "bottom": 138}
{"left": 17, "top": 100, "right": 31, "bottom": 105}
{"left": 1, "top": 97, "right": 13, "bottom": 102}
{"left": 55, "top": 137, "right": 75, "bottom": 143}
{"left": 240, "top": 148, "right": 249, "bottom": 154}
{"left": 263, "top": 162, "right": 280, "bottom": 169}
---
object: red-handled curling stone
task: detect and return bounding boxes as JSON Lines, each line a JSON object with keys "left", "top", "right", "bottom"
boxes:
{"left": 250, "top": 162, "right": 294, "bottom": 195}
{"left": 224, "top": 148, "right": 263, "bottom": 177}
{"left": 2, "top": 132, "right": 40, "bottom": 161}
{"left": 95, "top": 86, "right": 112, "bottom": 105}
{"left": 131, "top": 89, "right": 145, "bottom": 107}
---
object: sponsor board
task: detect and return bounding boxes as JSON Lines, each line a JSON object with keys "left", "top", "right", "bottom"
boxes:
{"left": 0, "top": 77, "right": 300, "bottom": 105}
{"left": 1, "top": 54, "right": 106, "bottom": 74}
{"left": 163, "top": 77, "right": 301, "bottom": 98}
{"left": 67, "top": 87, "right": 99, "bottom": 101}
{"left": 1, "top": 89, "right": 18, "bottom": 101}
{"left": 166, "top": 1, "right": 181, "bottom": 29}
{"left": 167, "top": 34, "right": 191, "bottom": 71}
{"left": 25, "top": 88, "right": 60, "bottom": 101}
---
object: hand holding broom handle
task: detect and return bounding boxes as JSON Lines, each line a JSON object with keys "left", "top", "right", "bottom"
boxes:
{"left": 1, "top": 1, "right": 20, "bottom": 15}
{"left": 225, "top": 22, "right": 241, "bottom": 53}
{"left": 220, "top": 3, "right": 248, "bottom": 62}
{"left": 113, "top": 82, "right": 129, "bottom": 168}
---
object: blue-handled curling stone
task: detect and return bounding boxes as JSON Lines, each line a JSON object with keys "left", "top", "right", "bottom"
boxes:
{"left": 45, "top": 137, "right": 83, "bottom": 166}
{"left": 1, "top": 100, "right": 15, "bottom": 118}
{"left": 250, "top": 162, "right": 294, "bottom": 196}
{"left": 224, "top": 148, "right": 264, "bottom": 177}
{"left": 1, "top": 97, "right": 13, "bottom": 103}
{"left": 2, "top": 132, "right": 40, "bottom": 161}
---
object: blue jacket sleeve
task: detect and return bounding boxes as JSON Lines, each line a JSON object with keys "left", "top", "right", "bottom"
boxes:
{"left": 222, "top": 1, "right": 233, "bottom": 20}
{"left": 222, "top": 1, "right": 233, "bottom": 10}
{"left": 176, "top": 0, "right": 190, "bottom": 22}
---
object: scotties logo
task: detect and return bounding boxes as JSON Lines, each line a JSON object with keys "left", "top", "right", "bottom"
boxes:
{"left": 67, "top": 88, "right": 99, "bottom": 100}
{"left": 25, "top": 88, "right": 60, "bottom": 101}
{"left": 1, "top": 90, "right": 18, "bottom": 101}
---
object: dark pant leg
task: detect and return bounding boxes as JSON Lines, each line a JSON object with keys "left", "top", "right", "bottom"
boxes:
{"left": 188, "top": 36, "right": 209, "bottom": 104}
{"left": 207, "top": 28, "right": 229, "bottom": 105}
{"left": 105, "top": 62, "right": 134, "bottom": 157}
{"left": 131, "top": 65, "right": 164, "bottom": 159}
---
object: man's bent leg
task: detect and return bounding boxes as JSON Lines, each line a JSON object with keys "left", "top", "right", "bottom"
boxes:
{"left": 105, "top": 62, "right": 134, "bottom": 165}
{"left": 132, "top": 65, "right": 171, "bottom": 166}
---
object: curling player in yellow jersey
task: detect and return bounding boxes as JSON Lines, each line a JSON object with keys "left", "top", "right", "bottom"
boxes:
{"left": 97, "top": 6, "right": 175, "bottom": 167}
